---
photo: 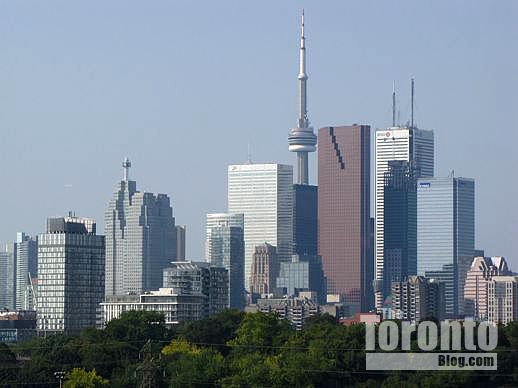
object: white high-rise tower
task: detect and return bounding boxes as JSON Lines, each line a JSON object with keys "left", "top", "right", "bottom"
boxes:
{"left": 288, "top": 10, "right": 317, "bottom": 185}
{"left": 374, "top": 82, "right": 434, "bottom": 310}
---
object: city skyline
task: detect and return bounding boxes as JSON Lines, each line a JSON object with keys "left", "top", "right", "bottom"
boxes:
{"left": 1, "top": 2, "right": 517, "bottom": 266}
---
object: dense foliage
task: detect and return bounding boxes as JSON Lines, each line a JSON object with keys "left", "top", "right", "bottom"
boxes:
{"left": 1, "top": 310, "right": 518, "bottom": 387}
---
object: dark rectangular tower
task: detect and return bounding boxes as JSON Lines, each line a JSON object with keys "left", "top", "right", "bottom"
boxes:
{"left": 293, "top": 184, "right": 318, "bottom": 256}
{"left": 318, "top": 125, "right": 371, "bottom": 312}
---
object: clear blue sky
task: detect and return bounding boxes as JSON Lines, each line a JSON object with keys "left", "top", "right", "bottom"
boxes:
{"left": 1, "top": 1, "right": 517, "bottom": 266}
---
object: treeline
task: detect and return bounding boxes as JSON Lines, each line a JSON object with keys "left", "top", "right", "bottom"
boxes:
{"left": 1, "top": 311, "right": 518, "bottom": 387}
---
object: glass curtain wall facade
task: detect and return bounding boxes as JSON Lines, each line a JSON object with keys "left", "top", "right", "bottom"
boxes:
{"left": 0, "top": 247, "right": 16, "bottom": 310}
{"left": 374, "top": 127, "right": 434, "bottom": 309}
{"left": 293, "top": 184, "right": 318, "bottom": 256}
{"left": 382, "top": 161, "right": 417, "bottom": 304}
{"left": 15, "top": 233, "right": 38, "bottom": 310}
{"left": 228, "top": 164, "right": 293, "bottom": 291}
{"left": 206, "top": 213, "right": 245, "bottom": 309}
{"left": 417, "top": 176, "right": 475, "bottom": 318}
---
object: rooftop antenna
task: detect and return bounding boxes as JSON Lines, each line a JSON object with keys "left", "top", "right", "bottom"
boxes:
{"left": 246, "top": 143, "right": 252, "bottom": 164}
{"left": 392, "top": 81, "right": 396, "bottom": 127}
{"left": 122, "top": 157, "right": 131, "bottom": 181}
{"left": 411, "top": 77, "right": 415, "bottom": 129}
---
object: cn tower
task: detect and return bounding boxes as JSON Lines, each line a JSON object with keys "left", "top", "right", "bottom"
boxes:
{"left": 288, "top": 10, "right": 317, "bottom": 185}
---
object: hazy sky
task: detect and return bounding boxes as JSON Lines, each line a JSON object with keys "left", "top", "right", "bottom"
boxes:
{"left": 1, "top": 1, "right": 517, "bottom": 266}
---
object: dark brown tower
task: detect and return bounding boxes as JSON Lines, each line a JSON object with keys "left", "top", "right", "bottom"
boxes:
{"left": 318, "top": 125, "right": 371, "bottom": 312}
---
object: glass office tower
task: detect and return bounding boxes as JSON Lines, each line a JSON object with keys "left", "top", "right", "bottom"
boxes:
{"left": 417, "top": 176, "right": 475, "bottom": 318}
{"left": 206, "top": 213, "right": 245, "bottom": 309}
{"left": 374, "top": 127, "right": 434, "bottom": 309}
{"left": 382, "top": 161, "right": 417, "bottom": 304}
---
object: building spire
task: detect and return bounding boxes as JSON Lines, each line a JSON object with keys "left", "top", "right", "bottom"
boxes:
{"left": 411, "top": 77, "right": 415, "bottom": 129}
{"left": 122, "top": 157, "right": 131, "bottom": 181}
{"left": 288, "top": 10, "right": 317, "bottom": 185}
{"left": 392, "top": 81, "right": 396, "bottom": 127}
{"left": 298, "top": 8, "right": 308, "bottom": 128}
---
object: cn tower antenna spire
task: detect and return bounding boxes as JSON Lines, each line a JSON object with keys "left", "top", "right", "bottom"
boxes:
{"left": 288, "top": 9, "right": 316, "bottom": 184}
{"left": 392, "top": 81, "right": 396, "bottom": 127}
{"left": 298, "top": 8, "right": 308, "bottom": 129}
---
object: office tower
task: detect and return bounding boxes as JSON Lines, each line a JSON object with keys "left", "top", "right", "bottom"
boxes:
{"left": 228, "top": 164, "right": 293, "bottom": 290}
{"left": 276, "top": 254, "right": 326, "bottom": 304}
{"left": 391, "top": 276, "right": 445, "bottom": 322}
{"left": 37, "top": 215, "right": 105, "bottom": 335}
{"left": 249, "top": 244, "right": 278, "bottom": 296}
{"left": 293, "top": 185, "right": 318, "bottom": 256}
{"left": 14, "top": 233, "right": 38, "bottom": 310}
{"left": 381, "top": 161, "right": 417, "bottom": 304}
{"left": 163, "top": 261, "right": 228, "bottom": 317}
{"left": 0, "top": 244, "right": 16, "bottom": 310}
{"left": 464, "top": 256, "right": 510, "bottom": 320}
{"left": 288, "top": 10, "right": 317, "bottom": 185}
{"left": 417, "top": 176, "right": 475, "bottom": 318}
{"left": 205, "top": 213, "right": 244, "bottom": 258}
{"left": 318, "top": 125, "right": 371, "bottom": 312}
{"left": 175, "top": 226, "right": 186, "bottom": 260}
{"left": 487, "top": 276, "right": 518, "bottom": 325}
{"left": 105, "top": 158, "right": 176, "bottom": 296}
{"left": 374, "top": 124, "right": 434, "bottom": 309}
{"left": 206, "top": 213, "right": 245, "bottom": 309}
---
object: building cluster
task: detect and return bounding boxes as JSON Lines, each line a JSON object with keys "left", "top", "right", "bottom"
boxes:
{"left": 0, "top": 12, "right": 515, "bottom": 341}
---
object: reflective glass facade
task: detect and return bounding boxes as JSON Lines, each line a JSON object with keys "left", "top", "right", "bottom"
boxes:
{"left": 417, "top": 176, "right": 475, "bottom": 317}
{"left": 206, "top": 213, "right": 245, "bottom": 309}
{"left": 276, "top": 254, "right": 326, "bottom": 304}
{"left": 382, "top": 161, "right": 417, "bottom": 303}
{"left": 15, "top": 233, "right": 38, "bottom": 310}
{"left": 293, "top": 184, "right": 318, "bottom": 256}
{"left": 374, "top": 127, "right": 434, "bottom": 309}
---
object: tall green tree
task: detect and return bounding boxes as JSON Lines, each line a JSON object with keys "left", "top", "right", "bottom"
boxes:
{"left": 63, "top": 368, "right": 109, "bottom": 388}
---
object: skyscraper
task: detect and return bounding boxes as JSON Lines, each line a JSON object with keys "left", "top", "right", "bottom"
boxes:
{"left": 382, "top": 161, "right": 417, "bottom": 304}
{"left": 318, "top": 125, "right": 371, "bottom": 312}
{"left": 374, "top": 122, "right": 434, "bottom": 309}
{"left": 205, "top": 213, "right": 244, "bottom": 259}
{"left": 276, "top": 254, "right": 326, "bottom": 304}
{"left": 175, "top": 225, "right": 186, "bottom": 260}
{"left": 0, "top": 245, "right": 15, "bottom": 310}
{"left": 288, "top": 10, "right": 317, "bottom": 185}
{"left": 293, "top": 185, "right": 317, "bottom": 256}
{"left": 105, "top": 158, "right": 176, "bottom": 296}
{"left": 14, "top": 233, "right": 38, "bottom": 310}
{"left": 206, "top": 213, "right": 245, "bottom": 309}
{"left": 37, "top": 215, "right": 105, "bottom": 335}
{"left": 228, "top": 163, "right": 293, "bottom": 291}
{"left": 417, "top": 176, "right": 475, "bottom": 318}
